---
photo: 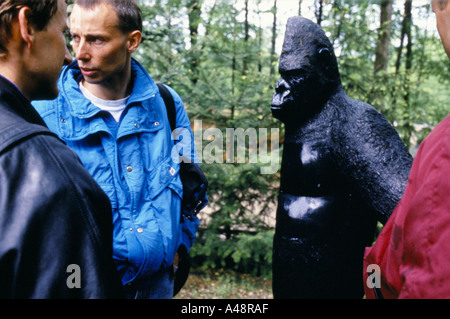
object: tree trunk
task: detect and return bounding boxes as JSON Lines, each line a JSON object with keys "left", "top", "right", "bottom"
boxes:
{"left": 373, "top": 0, "right": 394, "bottom": 110}
{"left": 404, "top": 0, "right": 413, "bottom": 107}
{"left": 270, "top": 0, "right": 277, "bottom": 76}
{"left": 187, "top": 0, "right": 203, "bottom": 84}
{"left": 257, "top": 0, "right": 263, "bottom": 73}
{"left": 395, "top": 0, "right": 413, "bottom": 74}
{"left": 231, "top": 2, "right": 237, "bottom": 120}
{"left": 394, "top": 0, "right": 414, "bottom": 144}
{"left": 374, "top": 0, "right": 393, "bottom": 75}
{"left": 243, "top": 0, "right": 249, "bottom": 74}
{"left": 404, "top": 0, "right": 413, "bottom": 73}
{"left": 315, "top": 0, "right": 324, "bottom": 25}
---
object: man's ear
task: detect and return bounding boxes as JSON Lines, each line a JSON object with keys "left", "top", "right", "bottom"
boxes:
{"left": 127, "top": 30, "right": 142, "bottom": 54}
{"left": 17, "top": 7, "right": 35, "bottom": 50}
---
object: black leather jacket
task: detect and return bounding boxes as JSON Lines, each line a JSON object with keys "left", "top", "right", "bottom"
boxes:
{"left": 0, "top": 76, "right": 124, "bottom": 298}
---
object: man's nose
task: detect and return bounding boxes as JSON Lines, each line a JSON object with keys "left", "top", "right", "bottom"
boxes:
{"left": 74, "top": 39, "right": 90, "bottom": 61}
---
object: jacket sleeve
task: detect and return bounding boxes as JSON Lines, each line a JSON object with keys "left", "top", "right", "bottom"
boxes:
{"left": 167, "top": 85, "right": 199, "bottom": 163}
{"left": 180, "top": 215, "right": 201, "bottom": 252}
{"left": 0, "top": 134, "right": 124, "bottom": 298}
{"left": 395, "top": 124, "right": 450, "bottom": 298}
{"left": 166, "top": 86, "right": 203, "bottom": 252}
{"left": 363, "top": 116, "right": 450, "bottom": 299}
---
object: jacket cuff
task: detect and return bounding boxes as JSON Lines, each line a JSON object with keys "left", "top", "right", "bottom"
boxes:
{"left": 180, "top": 215, "right": 200, "bottom": 252}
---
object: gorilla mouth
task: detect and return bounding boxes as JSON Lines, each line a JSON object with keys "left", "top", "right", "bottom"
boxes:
{"left": 270, "top": 91, "right": 296, "bottom": 111}
{"left": 270, "top": 104, "right": 282, "bottom": 111}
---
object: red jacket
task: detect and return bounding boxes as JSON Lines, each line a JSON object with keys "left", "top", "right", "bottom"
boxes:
{"left": 363, "top": 115, "right": 450, "bottom": 299}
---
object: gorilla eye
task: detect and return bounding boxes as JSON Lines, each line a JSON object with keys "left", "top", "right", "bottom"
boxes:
{"left": 290, "top": 76, "right": 304, "bottom": 87}
{"left": 318, "top": 47, "right": 331, "bottom": 57}
{"left": 281, "top": 70, "right": 306, "bottom": 88}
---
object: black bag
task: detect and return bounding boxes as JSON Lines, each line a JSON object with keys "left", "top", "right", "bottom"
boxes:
{"left": 157, "top": 83, "right": 208, "bottom": 297}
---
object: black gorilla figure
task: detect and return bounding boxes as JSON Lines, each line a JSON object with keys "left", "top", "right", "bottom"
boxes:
{"left": 271, "top": 17, "right": 413, "bottom": 299}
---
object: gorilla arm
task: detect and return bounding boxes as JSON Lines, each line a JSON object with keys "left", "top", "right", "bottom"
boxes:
{"left": 331, "top": 103, "right": 413, "bottom": 224}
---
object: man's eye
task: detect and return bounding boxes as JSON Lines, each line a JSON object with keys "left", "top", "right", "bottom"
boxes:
{"left": 86, "top": 37, "right": 104, "bottom": 45}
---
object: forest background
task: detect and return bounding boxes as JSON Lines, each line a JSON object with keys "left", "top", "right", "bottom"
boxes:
{"left": 68, "top": 0, "right": 449, "bottom": 285}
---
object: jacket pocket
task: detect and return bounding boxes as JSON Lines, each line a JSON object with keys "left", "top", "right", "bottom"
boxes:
{"left": 144, "top": 158, "right": 183, "bottom": 271}
{"left": 146, "top": 157, "right": 183, "bottom": 200}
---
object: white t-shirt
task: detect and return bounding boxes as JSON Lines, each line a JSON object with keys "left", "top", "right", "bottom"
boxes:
{"left": 79, "top": 82, "right": 129, "bottom": 122}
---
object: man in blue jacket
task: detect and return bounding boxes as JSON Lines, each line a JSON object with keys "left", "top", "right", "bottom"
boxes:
{"left": 33, "top": 0, "right": 200, "bottom": 299}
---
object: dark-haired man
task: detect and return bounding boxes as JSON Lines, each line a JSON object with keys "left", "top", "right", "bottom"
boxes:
{"left": 0, "top": 0, "right": 123, "bottom": 298}
{"left": 33, "top": 0, "right": 200, "bottom": 299}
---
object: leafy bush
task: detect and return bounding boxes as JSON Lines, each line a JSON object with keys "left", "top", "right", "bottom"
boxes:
{"left": 191, "top": 227, "right": 275, "bottom": 278}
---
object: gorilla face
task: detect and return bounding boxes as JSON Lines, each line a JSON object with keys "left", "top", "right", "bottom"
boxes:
{"left": 271, "top": 69, "right": 309, "bottom": 121}
{"left": 271, "top": 47, "right": 336, "bottom": 122}
{"left": 271, "top": 17, "right": 340, "bottom": 123}
{"left": 272, "top": 69, "right": 305, "bottom": 107}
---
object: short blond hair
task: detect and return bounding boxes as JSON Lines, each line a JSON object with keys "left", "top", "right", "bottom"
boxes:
{"left": 74, "top": 0, "right": 142, "bottom": 33}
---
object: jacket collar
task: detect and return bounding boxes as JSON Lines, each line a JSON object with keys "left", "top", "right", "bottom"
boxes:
{"left": 0, "top": 74, "right": 47, "bottom": 127}
{"left": 59, "top": 58, "right": 158, "bottom": 119}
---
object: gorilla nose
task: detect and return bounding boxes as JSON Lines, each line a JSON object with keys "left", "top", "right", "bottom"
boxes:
{"left": 275, "top": 78, "right": 289, "bottom": 93}
{"left": 271, "top": 79, "right": 291, "bottom": 108}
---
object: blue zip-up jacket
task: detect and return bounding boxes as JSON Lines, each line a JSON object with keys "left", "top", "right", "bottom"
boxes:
{"left": 33, "top": 59, "right": 200, "bottom": 286}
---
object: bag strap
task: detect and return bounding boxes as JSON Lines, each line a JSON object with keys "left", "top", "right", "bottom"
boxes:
{"left": 157, "top": 83, "right": 176, "bottom": 132}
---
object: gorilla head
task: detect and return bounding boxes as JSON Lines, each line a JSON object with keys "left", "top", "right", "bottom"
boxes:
{"left": 271, "top": 17, "right": 341, "bottom": 123}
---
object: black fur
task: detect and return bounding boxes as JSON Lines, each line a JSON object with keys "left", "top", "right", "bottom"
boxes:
{"left": 271, "top": 17, "right": 413, "bottom": 299}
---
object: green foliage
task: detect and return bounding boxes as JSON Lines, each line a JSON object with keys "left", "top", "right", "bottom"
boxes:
{"left": 190, "top": 228, "right": 275, "bottom": 278}
{"left": 189, "top": 161, "right": 278, "bottom": 278}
